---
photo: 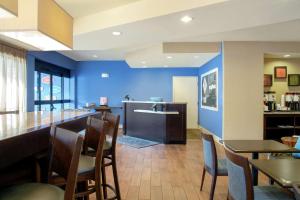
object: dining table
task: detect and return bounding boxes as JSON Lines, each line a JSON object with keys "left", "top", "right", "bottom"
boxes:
{"left": 249, "top": 159, "right": 300, "bottom": 188}
{"left": 223, "top": 140, "right": 300, "bottom": 186}
{"left": 0, "top": 110, "right": 94, "bottom": 187}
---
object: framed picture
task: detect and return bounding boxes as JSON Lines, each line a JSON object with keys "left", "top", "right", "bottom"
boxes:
{"left": 264, "top": 74, "right": 272, "bottom": 87}
{"left": 288, "top": 74, "right": 300, "bottom": 86}
{"left": 201, "top": 68, "right": 218, "bottom": 111}
{"left": 274, "top": 66, "right": 287, "bottom": 78}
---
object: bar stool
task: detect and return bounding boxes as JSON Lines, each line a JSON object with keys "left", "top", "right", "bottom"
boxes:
{"left": 0, "top": 126, "right": 83, "bottom": 200}
{"left": 51, "top": 116, "right": 107, "bottom": 200}
{"left": 101, "top": 113, "right": 121, "bottom": 200}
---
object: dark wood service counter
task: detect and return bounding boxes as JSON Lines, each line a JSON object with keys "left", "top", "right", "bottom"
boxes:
{"left": 123, "top": 101, "right": 187, "bottom": 144}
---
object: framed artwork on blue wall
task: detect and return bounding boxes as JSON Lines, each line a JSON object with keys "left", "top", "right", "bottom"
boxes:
{"left": 201, "top": 68, "right": 218, "bottom": 111}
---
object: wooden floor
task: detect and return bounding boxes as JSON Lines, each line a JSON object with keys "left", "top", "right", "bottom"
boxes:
{"left": 91, "top": 135, "right": 267, "bottom": 200}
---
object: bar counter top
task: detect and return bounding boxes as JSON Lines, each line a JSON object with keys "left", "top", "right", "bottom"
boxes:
{"left": 122, "top": 100, "right": 187, "bottom": 104}
{"left": 0, "top": 110, "right": 92, "bottom": 141}
{"left": 264, "top": 111, "right": 300, "bottom": 115}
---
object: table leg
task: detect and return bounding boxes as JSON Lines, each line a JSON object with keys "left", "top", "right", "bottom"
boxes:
{"left": 252, "top": 153, "right": 258, "bottom": 186}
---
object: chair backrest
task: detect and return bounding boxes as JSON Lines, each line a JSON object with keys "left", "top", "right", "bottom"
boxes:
{"left": 103, "top": 112, "right": 120, "bottom": 150}
{"left": 293, "top": 137, "right": 300, "bottom": 158}
{"left": 224, "top": 147, "right": 254, "bottom": 200}
{"left": 91, "top": 112, "right": 104, "bottom": 120}
{"left": 49, "top": 126, "right": 83, "bottom": 200}
{"left": 202, "top": 133, "right": 218, "bottom": 175}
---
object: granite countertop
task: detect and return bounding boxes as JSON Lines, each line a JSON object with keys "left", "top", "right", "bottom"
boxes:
{"left": 122, "top": 100, "right": 187, "bottom": 104}
{"left": 0, "top": 110, "right": 92, "bottom": 141}
{"left": 264, "top": 111, "right": 300, "bottom": 114}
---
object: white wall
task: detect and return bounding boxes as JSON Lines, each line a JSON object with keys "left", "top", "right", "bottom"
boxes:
{"left": 223, "top": 42, "right": 300, "bottom": 140}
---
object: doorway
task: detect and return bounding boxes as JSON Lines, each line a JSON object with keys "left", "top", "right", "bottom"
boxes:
{"left": 172, "top": 76, "right": 199, "bottom": 129}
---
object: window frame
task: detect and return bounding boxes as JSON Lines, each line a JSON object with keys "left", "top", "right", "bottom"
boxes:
{"left": 34, "top": 60, "right": 71, "bottom": 111}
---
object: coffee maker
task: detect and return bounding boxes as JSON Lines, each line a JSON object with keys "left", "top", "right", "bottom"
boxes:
{"left": 264, "top": 92, "right": 276, "bottom": 111}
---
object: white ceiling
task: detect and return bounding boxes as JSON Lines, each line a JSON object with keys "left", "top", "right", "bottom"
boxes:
{"left": 2, "top": 0, "right": 300, "bottom": 68}
{"left": 54, "top": 0, "right": 141, "bottom": 18}
{"left": 265, "top": 53, "right": 300, "bottom": 59}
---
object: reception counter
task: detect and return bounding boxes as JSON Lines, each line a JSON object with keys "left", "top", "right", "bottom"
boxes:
{"left": 123, "top": 101, "right": 187, "bottom": 144}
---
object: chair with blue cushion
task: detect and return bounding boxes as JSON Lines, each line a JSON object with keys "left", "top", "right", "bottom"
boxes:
{"left": 292, "top": 137, "right": 300, "bottom": 159}
{"left": 224, "top": 147, "right": 294, "bottom": 200}
{"left": 200, "top": 133, "right": 228, "bottom": 200}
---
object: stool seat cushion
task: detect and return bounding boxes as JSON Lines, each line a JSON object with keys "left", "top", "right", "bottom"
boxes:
{"left": 254, "top": 186, "right": 294, "bottom": 200}
{"left": 78, "top": 155, "right": 95, "bottom": 174}
{"left": 0, "top": 183, "right": 64, "bottom": 200}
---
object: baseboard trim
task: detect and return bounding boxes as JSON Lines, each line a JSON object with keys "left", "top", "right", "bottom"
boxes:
{"left": 198, "top": 125, "right": 222, "bottom": 145}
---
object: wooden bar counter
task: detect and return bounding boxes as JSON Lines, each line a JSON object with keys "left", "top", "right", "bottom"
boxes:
{"left": 0, "top": 110, "right": 93, "bottom": 187}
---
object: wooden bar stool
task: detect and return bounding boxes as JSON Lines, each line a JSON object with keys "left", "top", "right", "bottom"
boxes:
{"left": 0, "top": 125, "right": 83, "bottom": 200}
{"left": 51, "top": 116, "right": 108, "bottom": 200}
{"left": 101, "top": 113, "right": 121, "bottom": 200}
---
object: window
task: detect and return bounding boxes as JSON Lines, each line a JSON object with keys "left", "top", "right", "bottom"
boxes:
{"left": 34, "top": 60, "right": 73, "bottom": 111}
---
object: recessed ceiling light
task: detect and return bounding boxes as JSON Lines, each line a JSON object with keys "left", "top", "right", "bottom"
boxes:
{"left": 141, "top": 61, "right": 146, "bottom": 64}
{"left": 112, "top": 31, "right": 122, "bottom": 36}
{"left": 166, "top": 56, "right": 173, "bottom": 59}
{"left": 194, "top": 55, "right": 199, "bottom": 59}
{"left": 284, "top": 54, "right": 291, "bottom": 58}
{"left": 181, "top": 15, "right": 193, "bottom": 23}
{"left": 92, "top": 54, "right": 98, "bottom": 58}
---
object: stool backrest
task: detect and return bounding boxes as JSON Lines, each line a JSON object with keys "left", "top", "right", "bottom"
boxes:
{"left": 49, "top": 126, "right": 83, "bottom": 200}
{"left": 103, "top": 112, "right": 120, "bottom": 150}
{"left": 202, "top": 133, "right": 218, "bottom": 175}
{"left": 83, "top": 116, "right": 108, "bottom": 152}
{"left": 224, "top": 147, "right": 254, "bottom": 200}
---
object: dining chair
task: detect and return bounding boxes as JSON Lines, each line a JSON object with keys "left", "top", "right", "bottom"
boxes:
{"left": 293, "top": 184, "right": 300, "bottom": 200}
{"left": 224, "top": 147, "right": 294, "bottom": 200}
{"left": 0, "top": 126, "right": 83, "bottom": 200}
{"left": 200, "top": 133, "right": 228, "bottom": 200}
{"left": 51, "top": 116, "right": 107, "bottom": 200}
{"left": 292, "top": 137, "right": 300, "bottom": 159}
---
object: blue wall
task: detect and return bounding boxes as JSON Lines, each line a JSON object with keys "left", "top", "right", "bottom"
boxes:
{"left": 26, "top": 51, "right": 77, "bottom": 111}
{"left": 76, "top": 61, "right": 199, "bottom": 123}
{"left": 198, "top": 52, "right": 223, "bottom": 138}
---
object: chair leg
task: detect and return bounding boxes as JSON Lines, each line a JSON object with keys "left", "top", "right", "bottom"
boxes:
{"left": 101, "top": 159, "right": 108, "bottom": 199}
{"left": 209, "top": 175, "right": 217, "bottom": 200}
{"left": 95, "top": 175, "right": 103, "bottom": 200}
{"left": 200, "top": 167, "right": 206, "bottom": 191}
{"left": 112, "top": 154, "right": 121, "bottom": 200}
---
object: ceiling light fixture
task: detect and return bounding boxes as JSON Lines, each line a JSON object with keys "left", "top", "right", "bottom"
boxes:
{"left": 166, "top": 56, "right": 173, "bottom": 59}
{"left": 0, "top": 0, "right": 18, "bottom": 18}
{"left": 181, "top": 15, "right": 193, "bottom": 23}
{"left": 112, "top": 31, "right": 122, "bottom": 36}
{"left": 141, "top": 61, "right": 146, "bottom": 64}
{"left": 92, "top": 55, "right": 98, "bottom": 58}
{"left": 0, "top": 0, "right": 72, "bottom": 50}
{"left": 194, "top": 55, "right": 199, "bottom": 59}
{"left": 143, "top": 66, "right": 147, "bottom": 68}
{"left": 284, "top": 54, "right": 291, "bottom": 58}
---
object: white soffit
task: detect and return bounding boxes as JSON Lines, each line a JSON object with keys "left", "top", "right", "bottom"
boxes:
{"left": 125, "top": 42, "right": 220, "bottom": 68}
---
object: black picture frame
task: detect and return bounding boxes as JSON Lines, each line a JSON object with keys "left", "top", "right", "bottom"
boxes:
{"left": 288, "top": 74, "right": 300, "bottom": 86}
{"left": 264, "top": 74, "right": 272, "bottom": 87}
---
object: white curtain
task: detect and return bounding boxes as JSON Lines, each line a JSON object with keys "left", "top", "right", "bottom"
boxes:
{"left": 0, "top": 44, "right": 27, "bottom": 112}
